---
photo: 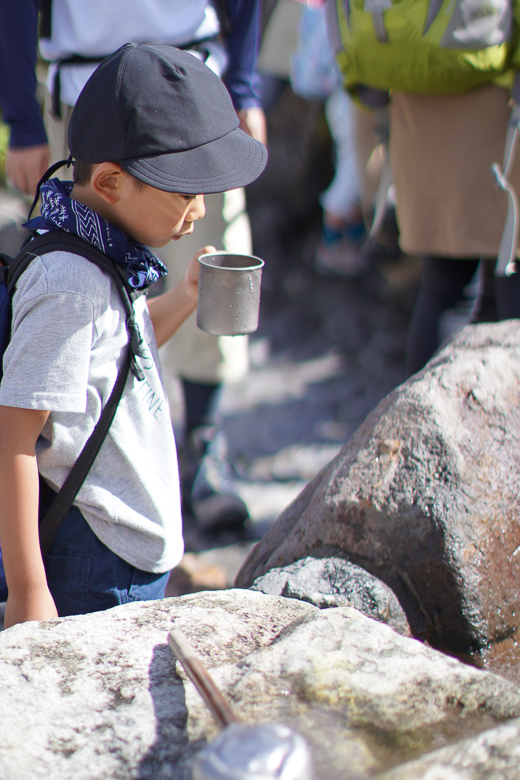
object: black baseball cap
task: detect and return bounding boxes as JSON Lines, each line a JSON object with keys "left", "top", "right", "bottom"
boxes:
{"left": 68, "top": 43, "right": 267, "bottom": 194}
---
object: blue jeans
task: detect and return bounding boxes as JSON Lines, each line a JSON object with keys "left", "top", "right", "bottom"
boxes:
{"left": 0, "top": 481, "right": 170, "bottom": 617}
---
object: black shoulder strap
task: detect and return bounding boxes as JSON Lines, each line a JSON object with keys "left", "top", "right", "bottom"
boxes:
{"left": 7, "top": 231, "right": 145, "bottom": 555}
{"left": 39, "top": 345, "right": 132, "bottom": 554}
{"left": 214, "top": 0, "right": 231, "bottom": 36}
{"left": 9, "top": 231, "right": 132, "bottom": 295}
{"left": 39, "top": 0, "right": 52, "bottom": 39}
{"left": 9, "top": 231, "right": 145, "bottom": 381}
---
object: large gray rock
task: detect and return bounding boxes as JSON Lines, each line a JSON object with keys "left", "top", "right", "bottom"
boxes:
{"left": 250, "top": 552, "right": 411, "bottom": 635}
{"left": 0, "top": 591, "right": 519, "bottom": 779}
{"left": 0, "top": 591, "right": 314, "bottom": 779}
{"left": 236, "top": 322, "right": 520, "bottom": 678}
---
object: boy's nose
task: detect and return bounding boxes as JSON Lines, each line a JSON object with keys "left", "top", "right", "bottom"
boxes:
{"left": 192, "top": 194, "right": 205, "bottom": 221}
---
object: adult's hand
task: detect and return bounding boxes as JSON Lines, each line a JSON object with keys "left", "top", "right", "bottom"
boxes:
{"left": 6, "top": 144, "right": 50, "bottom": 197}
{"left": 237, "top": 106, "right": 267, "bottom": 147}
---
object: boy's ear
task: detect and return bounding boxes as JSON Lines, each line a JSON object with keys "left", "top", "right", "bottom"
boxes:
{"left": 90, "top": 162, "right": 126, "bottom": 204}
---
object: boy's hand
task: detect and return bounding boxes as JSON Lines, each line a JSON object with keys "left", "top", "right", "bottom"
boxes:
{"left": 5, "top": 585, "right": 58, "bottom": 629}
{"left": 147, "top": 245, "right": 217, "bottom": 346}
{"left": 184, "top": 245, "right": 217, "bottom": 303}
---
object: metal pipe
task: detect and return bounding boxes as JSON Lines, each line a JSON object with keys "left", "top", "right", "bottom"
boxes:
{"left": 168, "top": 629, "right": 237, "bottom": 730}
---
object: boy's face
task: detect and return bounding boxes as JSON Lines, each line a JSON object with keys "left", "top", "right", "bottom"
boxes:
{"left": 114, "top": 175, "right": 206, "bottom": 247}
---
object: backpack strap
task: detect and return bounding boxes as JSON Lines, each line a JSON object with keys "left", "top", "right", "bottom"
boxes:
{"left": 38, "top": 0, "right": 52, "bottom": 39}
{"left": 367, "top": 102, "right": 392, "bottom": 243}
{"left": 8, "top": 231, "right": 146, "bottom": 380}
{"left": 6, "top": 231, "right": 145, "bottom": 554}
{"left": 365, "top": 0, "right": 392, "bottom": 42}
{"left": 38, "top": 345, "right": 132, "bottom": 554}
{"left": 352, "top": 87, "right": 392, "bottom": 245}
{"left": 213, "top": 0, "right": 231, "bottom": 36}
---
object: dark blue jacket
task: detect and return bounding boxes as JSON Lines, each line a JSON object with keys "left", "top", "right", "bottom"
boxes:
{"left": 0, "top": 0, "right": 262, "bottom": 149}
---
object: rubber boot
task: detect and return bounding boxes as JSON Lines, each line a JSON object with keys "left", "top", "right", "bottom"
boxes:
{"left": 179, "top": 379, "right": 249, "bottom": 532}
{"left": 494, "top": 268, "right": 520, "bottom": 320}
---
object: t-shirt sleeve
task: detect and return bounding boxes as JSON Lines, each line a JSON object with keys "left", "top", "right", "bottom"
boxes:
{"left": 0, "top": 290, "right": 95, "bottom": 412}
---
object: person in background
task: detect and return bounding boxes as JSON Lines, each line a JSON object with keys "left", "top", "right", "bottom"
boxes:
{"left": 285, "top": 0, "right": 382, "bottom": 277}
{"left": 313, "top": 86, "right": 369, "bottom": 277}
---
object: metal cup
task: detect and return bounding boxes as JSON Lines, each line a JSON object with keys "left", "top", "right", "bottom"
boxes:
{"left": 197, "top": 252, "right": 265, "bottom": 336}
{"left": 192, "top": 722, "right": 314, "bottom": 780}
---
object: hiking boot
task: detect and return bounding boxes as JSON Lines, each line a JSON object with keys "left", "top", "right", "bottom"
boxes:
{"left": 179, "top": 426, "right": 249, "bottom": 533}
{"left": 315, "top": 237, "right": 371, "bottom": 278}
{"left": 314, "top": 218, "right": 370, "bottom": 278}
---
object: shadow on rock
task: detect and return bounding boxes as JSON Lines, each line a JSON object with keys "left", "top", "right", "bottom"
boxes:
{"left": 136, "top": 644, "right": 195, "bottom": 780}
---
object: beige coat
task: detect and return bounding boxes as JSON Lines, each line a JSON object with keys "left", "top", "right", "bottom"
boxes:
{"left": 390, "top": 84, "right": 520, "bottom": 259}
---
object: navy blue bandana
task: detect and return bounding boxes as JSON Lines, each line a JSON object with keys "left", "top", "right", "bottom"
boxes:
{"left": 25, "top": 178, "right": 168, "bottom": 290}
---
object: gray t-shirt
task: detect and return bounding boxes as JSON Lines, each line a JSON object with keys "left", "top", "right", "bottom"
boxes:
{"left": 0, "top": 249, "right": 184, "bottom": 573}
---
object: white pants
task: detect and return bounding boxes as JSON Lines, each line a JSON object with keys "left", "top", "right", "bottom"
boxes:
{"left": 320, "top": 87, "right": 361, "bottom": 220}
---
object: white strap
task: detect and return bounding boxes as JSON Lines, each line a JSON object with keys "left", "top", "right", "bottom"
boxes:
{"left": 493, "top": 102, "right": 520, "bottom": 276}
{"left": 365, "top": 0, "right": 392, "bottom": 41}
{"left": 368, "top": 104, "right": 392, "bottom": 240}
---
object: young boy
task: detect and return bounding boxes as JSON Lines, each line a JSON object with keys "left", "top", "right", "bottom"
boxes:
{"left": 0, "top": 43, "right": 267, "bottom": 629}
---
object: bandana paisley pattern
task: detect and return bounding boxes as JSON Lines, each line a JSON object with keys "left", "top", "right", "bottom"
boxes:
{"left": 25, "top": 178, "right": 168, "bottom": 291}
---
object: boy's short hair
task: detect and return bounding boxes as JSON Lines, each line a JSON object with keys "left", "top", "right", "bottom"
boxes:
{"left": 73, "top": 160, "right": 94, "bottom": 186}
{"left": 68, "top": 43, "right": 267, "bottom": 195}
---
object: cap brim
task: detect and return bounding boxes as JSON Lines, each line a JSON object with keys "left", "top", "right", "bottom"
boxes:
{"left": 120, "top": 126, "right": 267, "bottom": 194}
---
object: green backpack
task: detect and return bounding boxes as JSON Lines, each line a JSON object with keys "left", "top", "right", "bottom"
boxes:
{"left": 325, "top": 0, "right": 520, "bottom": 276}
{"left": 325, "top": 0, "right": 520, "bottom": 96}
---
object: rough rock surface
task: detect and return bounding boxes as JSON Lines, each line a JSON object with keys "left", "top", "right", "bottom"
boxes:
{"left": 250, "top": 550, "right": 411, "bottom": 635}
{"left": 0, "top": 590, "right": 520, "bottom": 779}
{"left": 377, "top": 717, "right": 520, "bottom": 779}
{"left": 0, "top": 591, "right": 313, "bottom": 779}
{"left": 236, "top": 322, "right": 520, "bottom": 679}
